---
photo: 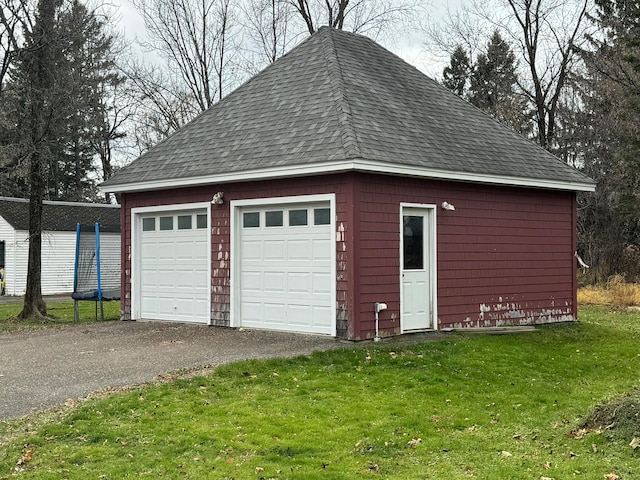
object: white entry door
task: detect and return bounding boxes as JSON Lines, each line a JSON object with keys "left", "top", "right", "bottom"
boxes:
{"left": 401, "top": 206, "right": 436, "bottom": 331}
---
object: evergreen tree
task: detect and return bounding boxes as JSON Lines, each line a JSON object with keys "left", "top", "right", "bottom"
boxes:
{"left": 442, "top": 45, "right": 471, "bottom": 97}
{"left": 576, "top": 0, "right": 640, "bottom": 282}
{"left": 1, "top": 0, "right": 123, "bottom": 201}
{"left": 2, "top": 0, "right": 122, "bottom": 320}
{"left": 468, "top": 30, "right": 530, "bottom": 135}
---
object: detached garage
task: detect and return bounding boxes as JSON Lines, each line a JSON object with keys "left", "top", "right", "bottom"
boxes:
{"left": 102, "top": 27, "right": 594, "bottom": 340}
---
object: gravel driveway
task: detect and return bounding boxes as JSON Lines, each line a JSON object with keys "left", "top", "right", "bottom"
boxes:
{"left": 0, "top": 321, "right": 349, "bottom": 420}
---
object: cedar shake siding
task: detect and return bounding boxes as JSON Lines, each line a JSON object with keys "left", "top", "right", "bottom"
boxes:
{"left": 120, "top": 172, "right": 577, "bottom": 340}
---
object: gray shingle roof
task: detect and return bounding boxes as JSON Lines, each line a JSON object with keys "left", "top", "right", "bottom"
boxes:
{"left": 102, "top": 27, "right": 593, "bottom": 191}
{"left": 0, "top": 197, "right": 120, "bottom": 233}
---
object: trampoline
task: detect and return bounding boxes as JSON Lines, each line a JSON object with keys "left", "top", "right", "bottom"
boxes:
{"left": 72, "top": 223, "right": 120, "bottom": 322}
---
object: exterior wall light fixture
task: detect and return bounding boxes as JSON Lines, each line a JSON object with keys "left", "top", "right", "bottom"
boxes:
{"left": 212, "top": 192, "right": 224, "bottom": 205}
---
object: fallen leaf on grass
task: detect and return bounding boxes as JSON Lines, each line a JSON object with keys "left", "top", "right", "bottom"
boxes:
{"left": 389, "top": 352, "right": 397, "bottom": 359}
{"left": 592, "top": 444, "right": 598, "bottom": 453}
{"left": 500, "top": 451, "right": 512, "bottom": 457}
{"left": 255, "top": 467, "right": 264, "bottom": 473}
{"left": 368, "top": 463, "right": 380, "bottom": 472}
{"left": 407, "top": 438, "right": 422, "bottom": 448}
{"left": 540, "top": 477, "right": 555, "bottom": 480}
{"left": 16, "top": 447, "right": 35, "bottom": 466}
{"left": 569, "top": 428, "right": 587, "bottom": 439}
{"left": 630, "top": 437, "right": 640, "bottom": 450}
{"left": 604, "top": 473, "right": 619, "bottom": 480}
{"left": 544, "top": 462, "right": 551, "bottom": 470}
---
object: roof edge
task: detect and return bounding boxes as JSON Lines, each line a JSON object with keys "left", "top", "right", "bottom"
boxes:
{"left": 320, "top": 28, "right": 361, "bottom": 158}
{"left": 0, "top": 196, "right": 120, "bottom": 208}
{"left": 101, "top": 159, "right": 596, "bottom": 194}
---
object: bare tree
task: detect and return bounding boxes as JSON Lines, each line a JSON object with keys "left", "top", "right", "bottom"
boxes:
{"left": 242, "top": 0, "right": 294, "bottom": 66}
{"left": 0, "top": 0, "right": 35, "bottom": 92}
{"left": 132, "top": 0, "right": 236, "bottom": 111}
{"left": 123, "top": 60, "right": 204, "bottom": 152}
{"left": 288, "top": 0, "right": 417, "bottom": 37}
{"left": 426, "top": 0, "right": 591, "bottom": 150}
{"left": 89, "top": 74, "right": 132, "bottom": 202}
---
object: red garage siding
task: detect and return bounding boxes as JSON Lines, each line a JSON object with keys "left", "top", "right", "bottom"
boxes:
{"left": 354, "top": 173, "right": 577, "bottom": 339}
{"left": 119, "top": 172, "right": 577, "bottom": 340}
{"left": 120, "top": 175, "right": 356, "bottom": 338}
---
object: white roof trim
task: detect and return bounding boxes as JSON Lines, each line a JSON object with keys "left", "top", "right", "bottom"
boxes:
{"left": 101, "top": 159, "right": 596, "bottom": 194}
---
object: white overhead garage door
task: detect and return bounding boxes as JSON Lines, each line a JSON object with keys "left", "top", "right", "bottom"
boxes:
{"left": 238, "top": 201, "right": 334, "bottom": 335}
{"left": 138, "top": 209, "right": 209, "bottom": 323}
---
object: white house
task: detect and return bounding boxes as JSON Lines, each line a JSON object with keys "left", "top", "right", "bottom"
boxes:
{"left": 0, "top": 197, "right": 120, "bottom": 296}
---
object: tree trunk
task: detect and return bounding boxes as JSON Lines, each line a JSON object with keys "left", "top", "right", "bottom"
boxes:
{"left": 17, "top": 0, "right": 58, "bottom": 320}
{"left": 19, "top": 149, "right": 47, "bottom": 318}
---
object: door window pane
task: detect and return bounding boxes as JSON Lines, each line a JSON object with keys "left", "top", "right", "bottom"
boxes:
{"left": 289, "top": 209, "right": 308, "bottom": 226}
{"left": 403, "top": 215, "right": 424, "bottom": 270}
{"left": 314, "top": 208, "right": 330, "bottom": 225}
{"left": 142, "top": 217, "right": 155, "bottom": 231}
{"left": 243, "top": 212, "right": 260, "bottom": 228}
{"left": 196, "top": 214, "right": 208, "bottom": 229}
{"left": 159, "top": 216, "right": 173, "bottom": 230}
{"left": 177, "top": 215, "right": 192, "bottom": 230}
{"left": 265, "top": 210, "right": 284, "bottom": 227}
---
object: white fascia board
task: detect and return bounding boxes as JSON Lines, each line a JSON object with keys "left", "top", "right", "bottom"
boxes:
{"left": 101, "top": 159, "right": 596, "bottom": 194}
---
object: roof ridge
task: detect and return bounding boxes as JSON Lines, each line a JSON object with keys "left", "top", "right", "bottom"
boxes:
{"left": 320, "top": 28, "right": 361, "bottom": 159}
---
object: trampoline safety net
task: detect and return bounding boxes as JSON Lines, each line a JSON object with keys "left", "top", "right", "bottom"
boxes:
{"left": 72, "top": 223, "right": 120, "bottom": 321}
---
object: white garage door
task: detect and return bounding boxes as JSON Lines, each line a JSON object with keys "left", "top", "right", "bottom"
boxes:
{"left": 239, "top": 202, "right": 333, "bottom": 335}
{"left": 139, "top": 209, "right": 209, "bottom": 323}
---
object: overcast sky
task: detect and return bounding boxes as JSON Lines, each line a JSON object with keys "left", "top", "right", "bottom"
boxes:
{"left": 108, "top": 0, "right": 460, "bottom": 79}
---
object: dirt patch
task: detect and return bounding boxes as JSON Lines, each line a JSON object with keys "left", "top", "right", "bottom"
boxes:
{"left": 580, "top": 389, "right": 640, "bottom": 441}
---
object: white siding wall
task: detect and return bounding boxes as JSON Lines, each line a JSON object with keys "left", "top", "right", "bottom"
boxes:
{"left": 0, "top": 216, "right": 23, "bottom": 296}
{"left": 98, "top": 233, "right": 121, "bottom": 291}
{"left": 41, "top": 231, "right": 76, "bottom": 294}
{"left": 0, "top": 218, "right": 121, "bottom": 296}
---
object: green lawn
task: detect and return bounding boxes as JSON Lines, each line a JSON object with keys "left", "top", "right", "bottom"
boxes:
{"left": 0, "top": 300, "right": 120, "bottom": 333}
{"left": 1, "top": 306, "right": 639, "bottom": 479}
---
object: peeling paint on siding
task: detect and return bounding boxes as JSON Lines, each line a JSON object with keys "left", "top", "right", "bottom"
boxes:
{"left": 449, "top": 298, "right": 576, "bottom": 329}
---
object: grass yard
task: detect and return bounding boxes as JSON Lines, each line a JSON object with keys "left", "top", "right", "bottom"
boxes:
{"left": 0, "top": 300, "right": 120, "bottom": 333}
{"left": 1, "top": 305, "right": 639, "bottom": 479}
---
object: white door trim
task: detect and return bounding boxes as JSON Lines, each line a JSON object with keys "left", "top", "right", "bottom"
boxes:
{"left": 400, "top": 202, "right": 438, "bottom": 332}
{"left": 230, "top": 194, "right": 336, "bottom": 335}
{"left": 131, "top": 202, "right": 212, "bottom": 324}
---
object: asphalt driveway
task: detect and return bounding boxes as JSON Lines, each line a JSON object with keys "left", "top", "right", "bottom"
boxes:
{"left": 0, "top": 321, "right": 349, "bottom": 420}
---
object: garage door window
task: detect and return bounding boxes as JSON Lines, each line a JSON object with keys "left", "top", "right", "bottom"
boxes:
{"left": 142, "top": 217, "right": 155, "bottom": 231}
{"left": 289, "top": 209, "right": 308, "bottom": 226}
{"left": 196, "top": 214, "right": 208, "bottom": 229}
{"left": 266, "top": 210, "right": 284, "bottom": 227}
{"left": 159, "top": 216, "right": 173, "bottom": 230}
{"left": 178, "top": 215, "right": 192, "bottom": 230}
{"left": 243, "top": 212, "right": 260, "bottom": 228}
{"left": 314, "top": 208, "right": 330, "bottom": 225}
